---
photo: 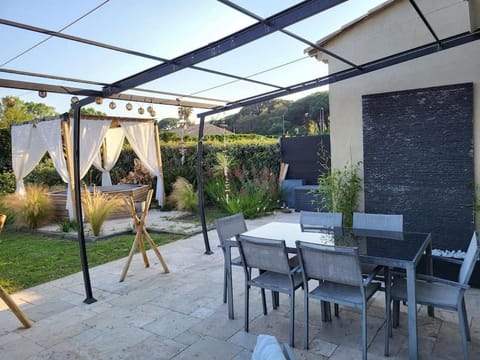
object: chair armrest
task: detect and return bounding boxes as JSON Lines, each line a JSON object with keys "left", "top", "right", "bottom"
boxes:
{"left": 430, "top": 255, "right": 463, "bottom": 265}
{"left": 415, "top": 274, "right": 470, "bottom": 289}
{"left": 363, "top": 265, "right": 383, "bottom": 285}
{"left": 290, "top": 265, "right": 302, "bottom": 274}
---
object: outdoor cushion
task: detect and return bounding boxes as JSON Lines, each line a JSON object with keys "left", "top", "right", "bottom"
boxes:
{"left": 252, "top": 334, "right": 287, "bottom": 360}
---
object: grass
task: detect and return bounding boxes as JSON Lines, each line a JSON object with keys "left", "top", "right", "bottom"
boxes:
{"left": 0, "top": 230, "right": 183, "bottom": 293}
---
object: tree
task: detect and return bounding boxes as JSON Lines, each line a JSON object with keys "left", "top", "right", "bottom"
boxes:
{"left": 178, "top": 106, "right": 193, "bottom": 126}
{"left": 158, "top": 117, "right": 179, "bottom": 130}
{"left": 0, "top": 97, "right": 57, "bottom": 129}
{"left": 80, "top": 107, "right": 107, "bottom": 116}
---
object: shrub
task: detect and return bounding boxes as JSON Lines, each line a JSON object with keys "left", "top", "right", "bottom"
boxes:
{"left": 82, "top": 186, "right": 123, "bottom": 236}
{"left": 167, "top": 177, "right": 198, "bottom": 212}
{"left": 3, "top": 184, "right": 54, "bottom": 229}
{"left": 0, "top": 171, "right": 16, "bottom": 195}
{"left": 315, "top": 162, "right": 362, "bottom": 227}
{"left": 58, "top": 219, "right": 78, "bottom": 233}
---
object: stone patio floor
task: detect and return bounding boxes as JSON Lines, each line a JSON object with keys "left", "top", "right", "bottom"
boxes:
{"left": 1, "top": 211, "right": 480, "bottom": 359}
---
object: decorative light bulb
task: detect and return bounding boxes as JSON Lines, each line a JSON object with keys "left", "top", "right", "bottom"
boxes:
{"left": 71, "top": 96, "right": 79, "bottom": 104}
{"left": 126, "top": 102, "right": 133, "bottom": 111}
{"left": 109, "top": 101, "right": 116, "bottom": 109}
{"left": 138, "top": 107, "right": 144, "bottom": 115}
{"left": 149, "top": 109, "right": 156, "bottom": 117}
{"left": 38, "top": 90, "right": 47, "bottom": 98}
{"left": 95, "top": 97, "right": 103, "bottom": 105}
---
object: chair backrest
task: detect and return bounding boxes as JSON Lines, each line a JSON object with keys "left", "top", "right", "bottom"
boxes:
{"left": 215, "top": 213, "right": 247, "bottom": 247}
{"left": 300, "top": 211, "right": 342, "bottom": 232}
{"left": 0, "top": 214, "right": 5, "bottom": 234}
{"left": 296, "top": 240, "right": 363, "bottom": 287}
{"left": 459, "top": 232, "right": 480, "bottom": 284}
{"left": 238, "top": 235, "right": 292, "bottom": 274}
{"left": 352, "top": 212, "right": 403, "bottom": 232}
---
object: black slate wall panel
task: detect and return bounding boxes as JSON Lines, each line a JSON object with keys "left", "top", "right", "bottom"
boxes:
{"left": 362, "top": 83, "right": 474, "bottom": 251}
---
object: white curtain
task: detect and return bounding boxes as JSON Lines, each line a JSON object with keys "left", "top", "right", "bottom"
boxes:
{"left": 11, "top": 124, "right": 47, "bottom": 196}
{"left": 93, "top": 127, "right": 125, "bottom": 186}
{"left": 121, "top": 122, "right": 164, "bottom": 205}
{"left": 72, "top": 119, "right": 111, "bottom": 180}
{"left": 36, "top": 119, "right": 69, "bottom": 183}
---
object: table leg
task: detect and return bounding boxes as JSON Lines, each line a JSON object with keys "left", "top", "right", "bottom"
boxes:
{"left": 143, "top": 230, "right": 170, "bottom": 273}
{"left": 406, "top": 265, "right": 418, "bottom": 360}
{"left": 137, "top": 230, "right": 150, "bottom": 268}
{"left": 226, "top": 252, "right": 234, "bottom": 319}
{"left": 120, "top": 232, "right": 140, "bottom": 282}
{"left": 0, "top": 286, "right": 32, "bottom": 328}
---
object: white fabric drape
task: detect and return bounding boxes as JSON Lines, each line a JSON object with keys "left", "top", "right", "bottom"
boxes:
{"left": 121, "top": 122, "right": 164, "bottom": 205}
{"left": 93, "top": 127, "right": 125, "bottom": 186}
{"left": 36, "top": 119, "right": 69, "bottom": 183}
{"left": 11, "top": 124, "right": 47, "bottom": 196}
{"left": 72, "top": 119, "right": 111, "bottom": 180}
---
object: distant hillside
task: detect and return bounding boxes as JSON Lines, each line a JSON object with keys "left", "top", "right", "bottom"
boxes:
{"left": 210, "top": 91, "right": 329, "bottom": 136}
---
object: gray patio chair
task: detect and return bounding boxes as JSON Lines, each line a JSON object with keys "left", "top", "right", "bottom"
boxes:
{"left": 238, "top": 235, "right": 303, "bottom": 347}
{"left": 215, "top": 213, "right": 249, "bottom": 318}
{"left": 296, "top": 240, "right": 381, "bottom": 359}
{"left": 352, "top": 212, "right": 403, "bottom": 232}
{"left": 386, "top": 231, "right": 480, "bottom": 359}
{"left": 299, "top": 211, "right": 342, "bottom": 232}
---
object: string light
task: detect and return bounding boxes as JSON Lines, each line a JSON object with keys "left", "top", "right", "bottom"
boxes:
{"left": 95, "top": 97, "right": 103, "bottom": 105}
{"left": 109, "top": 101, "right": 116, "bottom": 109}
{"left": 71, "top": 96, "right": 79, "bottom": 104}
{"left": 38, "top": 90, "right": 47, "bottom": 98}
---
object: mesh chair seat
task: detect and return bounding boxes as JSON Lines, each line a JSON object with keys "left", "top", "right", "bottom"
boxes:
{"left": 310, "top": 281, "right": 380, "bottom": 308}
{"left": 391, "top": 276, "right": 463, "bottom": 310}
{"left": 250, "top": 271, "right": 303, "bottom": 293}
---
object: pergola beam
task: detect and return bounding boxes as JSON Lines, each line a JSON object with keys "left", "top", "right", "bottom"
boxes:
{"left": 0, "top": 67, "right": 229, "bottom": 103}
{"left": 217, "top": 0, "right": 361, "bottom": 70}
{"left": 98, "top": 0, "right": 348, "bottom": 99}
{"left": 200, "top": 30, "right": 480, "bottom": 116}
{"left": 0, "top": 78, "right": 218, "bottom": 109}
{"left": 0, "top": 18, "right": 283, "bottom": 92}
{"left": 409, "top": 0, "right": 443, "bottom": 48}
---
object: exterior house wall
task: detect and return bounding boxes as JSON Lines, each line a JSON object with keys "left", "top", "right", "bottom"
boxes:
{"left": 316, "top": 0, "right": 479, "bottom": 210}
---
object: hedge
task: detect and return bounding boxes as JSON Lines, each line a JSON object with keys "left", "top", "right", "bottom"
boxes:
{"left": 0, "top": 137, "right": 281, "bottom": 197}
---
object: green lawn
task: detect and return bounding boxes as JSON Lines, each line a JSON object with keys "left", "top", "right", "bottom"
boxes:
{"left": 0, "top": 231, "right": 183, "bottom": 293}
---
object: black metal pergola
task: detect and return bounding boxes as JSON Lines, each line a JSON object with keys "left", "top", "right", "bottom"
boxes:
{"left": 0, "top": 0, "right": 478, "bottom": 305}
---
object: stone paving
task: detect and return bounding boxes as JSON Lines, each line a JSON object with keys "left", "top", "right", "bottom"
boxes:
{"left": 1, "top": 211, "right": 480, "bottom": 359}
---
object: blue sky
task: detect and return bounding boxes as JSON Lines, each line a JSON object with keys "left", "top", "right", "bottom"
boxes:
{"left": 0, "top": 0, "right": 386, "bottom": 121}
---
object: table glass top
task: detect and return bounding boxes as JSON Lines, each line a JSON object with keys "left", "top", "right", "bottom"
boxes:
{"left": 243, "top": 222, "right": 431, "bottom": 266}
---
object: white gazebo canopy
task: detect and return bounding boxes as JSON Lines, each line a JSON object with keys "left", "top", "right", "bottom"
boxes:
{"left": 11, "top": 113, "right": 165, "bottom": 219}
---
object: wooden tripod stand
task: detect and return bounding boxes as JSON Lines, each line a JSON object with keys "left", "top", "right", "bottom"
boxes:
{"left": 119, "top": 190, "right": 169, "bottom": 282}
{"left": 0, "top": 214, "right": 32, "bottom": 328}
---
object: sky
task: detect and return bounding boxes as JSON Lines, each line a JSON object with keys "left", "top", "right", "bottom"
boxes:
{"left": 0, "top": 0, "right": 386, "bottom": 122}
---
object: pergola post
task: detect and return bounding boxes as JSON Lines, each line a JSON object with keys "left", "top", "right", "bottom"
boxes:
{"left": 196, "top": 114, "right": 212, "bottom": 255}
{"left": 72, "top": 105, "right": 97, "bottom": 304}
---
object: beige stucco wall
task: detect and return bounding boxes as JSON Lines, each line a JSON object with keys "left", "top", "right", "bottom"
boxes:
{"left": 317, "top": 0, "right": 479, "bottom": 210}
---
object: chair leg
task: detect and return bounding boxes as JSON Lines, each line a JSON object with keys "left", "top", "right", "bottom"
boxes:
{"left": 461, "top": 298, "right": 471, "bottom": 341}
{"left": 362, "top": 302, "right": 367, "bottom": 360}
{"left": 384, "top": 267, "right": 391, "bottom": 356}
{"left": 223, "top": 266, "right": 228, "bottom": 304}
{"left": 334, "top": 303, "right": 339, "bottom": 317}
{"left": 289, "top": 292, "right": 295, "bottom": 347}
{"left": 393, "top": 300, "right": 400, "bottom": 328}
{"left": 245, "top": 283, "right": 250, "bottom": 332}
{"left": 304, "top": 293, "right": 309, "bottom": 350}
{"left": 458, "top": 305, "right": 470, "bottom": 360}
{"left": 261, "top": 288, "right": 267, "bottom": 315}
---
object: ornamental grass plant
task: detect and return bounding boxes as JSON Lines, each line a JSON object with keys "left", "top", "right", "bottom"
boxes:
{"left": 3, "top": 183, "right": 54, "bottom": 229}
{"left": 167, "top": 177, "right": 198, "bottom": 212}
{"left": 82, "top": 185, "right": 123, "bottom": 236}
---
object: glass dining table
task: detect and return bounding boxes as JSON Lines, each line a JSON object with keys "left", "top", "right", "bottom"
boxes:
{"left": 239, "top": 221, "right": 433, "bottom": 360}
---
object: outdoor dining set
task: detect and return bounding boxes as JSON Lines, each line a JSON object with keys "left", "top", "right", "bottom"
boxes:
{"left": 215, "top": 211, "right": 480, "bottom": 360}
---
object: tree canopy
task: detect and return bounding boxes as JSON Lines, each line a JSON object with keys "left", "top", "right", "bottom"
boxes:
{"left": 0, "top": 97, "right": 57, "bottom": 129}
{"left": 210, "top": 91, "right": 329, "bottom": 136}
